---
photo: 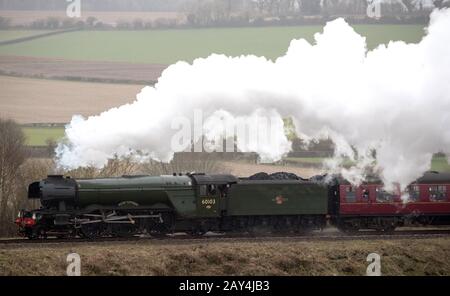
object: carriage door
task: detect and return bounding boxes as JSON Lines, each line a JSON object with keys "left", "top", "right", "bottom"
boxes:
{"left": 197, "top": 184, "right": 220, "bottom": 217}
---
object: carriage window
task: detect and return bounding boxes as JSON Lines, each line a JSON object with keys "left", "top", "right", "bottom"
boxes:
{"left": 361, "top": 188, "right": 370, "bottom": 202}
{"left": 408, "top": 185, "right": 420, "bottom": 201}
{"left": 345, "top": 186, "right": 356, "bottom": 203}
{"left": 199, "top": 185, "right": 207, "bottom": 196}
{"left": 429, "top": 185, "right": 447, "bottom": 201}
{"left": 376, "top": 188, "right": 394, "bottom": 203}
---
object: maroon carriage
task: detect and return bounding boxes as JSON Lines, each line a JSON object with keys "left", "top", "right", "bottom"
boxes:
{"left": 334, "top": 172, "right": 450, "bottom": 232}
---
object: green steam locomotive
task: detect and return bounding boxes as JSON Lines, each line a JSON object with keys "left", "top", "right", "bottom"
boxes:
{"left": 16, "top": 172, "right": 331, "bottom": 239}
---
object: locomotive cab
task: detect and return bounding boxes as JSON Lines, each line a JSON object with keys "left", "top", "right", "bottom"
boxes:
{"left": 190, "top": 174, "right": 238, "bottom": 218}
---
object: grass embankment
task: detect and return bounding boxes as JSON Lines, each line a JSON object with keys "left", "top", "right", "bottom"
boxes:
{"left": 0, "top": 237, "right": 448, "bottom": 275}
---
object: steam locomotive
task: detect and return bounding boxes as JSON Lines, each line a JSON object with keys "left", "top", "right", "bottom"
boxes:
{"left": 16, "top": 172, "right": 450, "bottom": 239}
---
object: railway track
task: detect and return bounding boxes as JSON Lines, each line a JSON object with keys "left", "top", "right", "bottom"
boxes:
{"left": 1, "top": 229, "right": 450, "bottom": 246}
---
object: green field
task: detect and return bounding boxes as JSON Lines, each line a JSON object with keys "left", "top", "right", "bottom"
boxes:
{"left": 0, "top": 25, "right": 425, "bottom": 64}
{"left": 22, "top": 126, "right": 65, "bottom": 146}
{"left": 0, "top": 30, "right": 50, "bottom": 42}
{"left": 431, "top": 156, "right": 450, "bottom": 172}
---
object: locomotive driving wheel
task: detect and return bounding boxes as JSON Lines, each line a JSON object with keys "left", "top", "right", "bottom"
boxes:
{"left": 26, "top": 227, "right": 46, "bottom": 240}
{"left": 80, "top": 223, "right": 105, "bottom": 239}
{"left": 149, "top": 212, "right": 174, "bottom": 238}
{"left": 112, "top": 224, "right": 137, "bottom": 237}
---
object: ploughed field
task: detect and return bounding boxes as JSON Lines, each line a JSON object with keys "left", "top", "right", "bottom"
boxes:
{"left": 0, "top": 56, "right": 166, "bottom": 84}
{"left": 0, "top": 237, "right": 448, "bottom": 275}
{"left": 0, "top": 75, "right": 143, "bottom": 124}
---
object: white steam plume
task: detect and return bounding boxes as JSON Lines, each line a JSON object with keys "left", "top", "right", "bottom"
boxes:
{"left": 57, "top": 9, "right": 450, "bottom": 190}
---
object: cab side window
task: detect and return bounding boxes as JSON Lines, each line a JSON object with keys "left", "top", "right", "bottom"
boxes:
{"left": 376, "top": 188, "right": 394, "bottom": 203}
{"left": 199, "top": 185, "right": 207, "bottom": 196}
{"left": 429, "top": 185, "right": 447, "bottom": 201}
{"left": 345, "top": 186, "right": 356, "bottom": 203}
{"left": 207, "top": 184, "right": 217, "bottom": 195}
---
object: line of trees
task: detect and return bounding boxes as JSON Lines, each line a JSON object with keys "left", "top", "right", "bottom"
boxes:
{"left": 1, "top": 0, "right": 447, "bottom": 13}
{"left": 0, "top": 16, "right": 181, "bottom": 30}
{"left": 0, "top": 0, "right": 186, "bottom": 11}
{"left": 184, "top": 0, "right": 449, "bottom": 26}
{"left": 2, "top": 1, "right": 448, "bottom": 30}
{"left": 245, "top": 0, "right": 447, "bottom": 16}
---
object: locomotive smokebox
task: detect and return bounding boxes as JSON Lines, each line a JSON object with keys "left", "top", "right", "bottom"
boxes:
{"left": 27, "top": 182, "right": 41, "bottom": 199}
{"left": 30, "top": 175, "right": 77, "bottom": 208}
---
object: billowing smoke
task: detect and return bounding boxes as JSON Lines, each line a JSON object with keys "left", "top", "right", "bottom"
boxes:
{"left": 56, "top": 9, "right": 450, "bottom": 190}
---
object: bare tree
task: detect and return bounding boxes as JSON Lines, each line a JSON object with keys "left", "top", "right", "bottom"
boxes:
{"left": 86, "top": 16, "right": 98, "bottom": 27}
{"left": 0, "top": 16, "right": 11, "bottom": 29}
{"left": 299, "top": 0, "right": 322, "bottom": 15}
{"left": 190, "top": 0, "right": 229, "bottom": 26}
{"left": 18, "top": 159, "right": 54, "bottom": 212}
{"left": 0, "top": 119, "right": 26, "bottom": 235}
